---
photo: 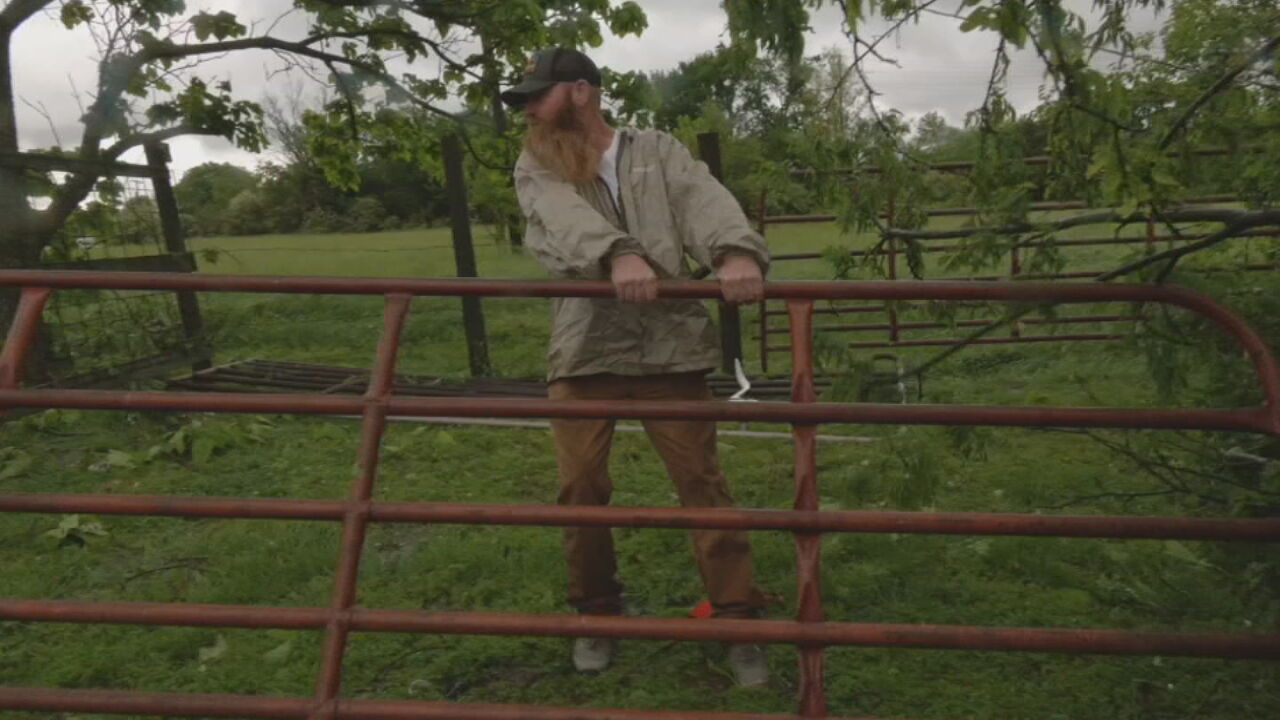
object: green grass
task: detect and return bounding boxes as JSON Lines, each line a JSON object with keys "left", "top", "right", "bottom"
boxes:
{"left": 2, "top": 223, "right": 1277, "bottom": 719}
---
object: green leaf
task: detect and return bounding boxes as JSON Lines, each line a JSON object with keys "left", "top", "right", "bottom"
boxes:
{"left": 197, "top": 634, "right": 229, "bottom": 666}
{"left": 262, "top": 639, "right": 293, "bottom": 663}
{"left": 191, "top": 11, "right": 247, "bottom": 42}
{"left": 0, "top": 450, "right": 32, "bottom": 480}
{"left": 1151, "top": 167, "right": 1181, "bottom": 188}
{"left": 192, "top": 437, "right": 216, "bottom": 467}
{"left": 60, "top": 0, "right": 93, "bottom": 28}
{"left": 77, "top": 520, "right": 107, "bottom": 538}
{"left": 104, "top": 450, "right": 136, "bottom": 469}
{"left": 959, "top": 8, "right": 996, "bottom": 33}
{"left": 1163, "top": 540, "right": 1209, "bottom": 568}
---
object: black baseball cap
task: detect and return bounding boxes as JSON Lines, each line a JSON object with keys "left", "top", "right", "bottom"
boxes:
{"left": 500, "top": 48, "right": 602, "bottom": 108}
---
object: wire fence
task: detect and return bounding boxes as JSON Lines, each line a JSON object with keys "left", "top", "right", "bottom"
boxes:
{"left": 35, "top": 176, "right": 201, "bottom": 385}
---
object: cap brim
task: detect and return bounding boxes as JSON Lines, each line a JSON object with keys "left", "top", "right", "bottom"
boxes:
{"left": 500, "top": 79, "right": 555, "bottom": 108}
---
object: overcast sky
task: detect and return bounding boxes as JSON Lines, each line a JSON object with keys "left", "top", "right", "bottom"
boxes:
{"left": 10, "top": 0, "right": 1158, "bottom": 181}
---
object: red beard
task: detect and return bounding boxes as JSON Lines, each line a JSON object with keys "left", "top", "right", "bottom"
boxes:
{"left": 524, "top": 102, "right": 600, "bottom": 183}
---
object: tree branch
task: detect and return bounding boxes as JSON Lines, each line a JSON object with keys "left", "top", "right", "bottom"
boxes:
{"left": 0, "top": 0, "right": 52, "bottom": 31}
{"left": 19, "top": 96, "right": 60, "bottom": 147}
{"left": 899, "top": 208, "right": 1280, "bottom": 380}
{"left": 885, "top": 208, "right": 1280, "bottom": 241}
{"left": 102, "top": 124, "right": 213, "bottom": 160}
{"left": 1112, "top": 214, "right": 1277, "bottom": 282}
{"left": 325, "top": 60, "right": 361, "bottom": 144}
{"left": 1159, "top": 34, "right": 1280, "bottom": 150}
{"left": 302, "top": 28, "right": 486, "bottom": 83}
{"left": 1038, "top": 489, "right": 1178, "bottom": 511}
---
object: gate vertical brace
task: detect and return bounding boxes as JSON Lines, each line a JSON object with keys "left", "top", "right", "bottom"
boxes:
{"left": 698, "top": 132, "right": 744, "bottom": 375}
{"left": 788, "top": 299, "right": 827, "bottom": 717}
{"left": 0, "top": 287, "right": 51, "bottom": 420}
{"left": 313, "top": 293, "right": 412, "bottom": 718}
{"left": 144, "top": 143, "right": 209, "bottom": 371}
{"left": 442, "top": 135, "right": 492, "bottom": 378}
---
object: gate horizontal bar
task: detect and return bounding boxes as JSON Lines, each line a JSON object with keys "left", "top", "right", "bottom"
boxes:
{"left": 2, "top": 389, "right": 1273, "bottom": 433}
{"left": 3, "top": 600, "right": 1276, "bottom": 659}
{"left": 0, "top": 270, "right": 1262, "bottom": 305}
{"left": 0, "top": 687, "right": 865, "bottom": 720}
{"left": 2, "top": 493, "right": 1277, "bottom": 541}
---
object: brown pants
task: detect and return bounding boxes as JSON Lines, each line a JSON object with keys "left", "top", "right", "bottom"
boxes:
{"left": 549, "top": 372, "right": 765, "bottom": 619}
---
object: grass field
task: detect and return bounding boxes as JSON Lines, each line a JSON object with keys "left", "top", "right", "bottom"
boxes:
{"left": 1, "top": 221, "right": 1277, "bottom": 719}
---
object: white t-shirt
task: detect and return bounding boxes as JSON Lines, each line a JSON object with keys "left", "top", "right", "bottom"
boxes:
{"left": 597, "top": 130, "right": 621, "bottom": 207}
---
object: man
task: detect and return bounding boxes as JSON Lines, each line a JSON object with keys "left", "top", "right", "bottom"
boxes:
{"left": 501, "top": 48, "right": 771, "bottom": 688}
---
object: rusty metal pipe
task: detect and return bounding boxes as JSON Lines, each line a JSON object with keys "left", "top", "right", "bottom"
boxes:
{"left": 315, "top": 294, "right": 412, "bottom": 707}
{"left": 0, "top": 286, "right": 51, "bottom": 390}
{"left": 788, "top": 300, "right": 827, "bottom": 716}
{"left": 4, "top": 389, "right": 1272, "bottom": 434}
{"left": 0, "top": 271, "right": 1260, "bottom": 305}
{"left": 2, "top": 601, "right": 1276, "bottom": 659}
{"left": 1, "top": 493, "right": 1276, "bottom": 540}
{"left": 1, "top": 274, "right": 1273, "bottom": 421}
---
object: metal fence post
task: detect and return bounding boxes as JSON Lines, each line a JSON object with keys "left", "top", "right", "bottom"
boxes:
{"left": 697, "top": 132, "right": 744, "bottom": 375}
{"left": 441, "top": 135, "right": 492, "bottom": 378}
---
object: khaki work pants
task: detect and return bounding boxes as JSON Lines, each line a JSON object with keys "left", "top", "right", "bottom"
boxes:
{"left": 549, "top": 372, "right": 765, "bottom": 619}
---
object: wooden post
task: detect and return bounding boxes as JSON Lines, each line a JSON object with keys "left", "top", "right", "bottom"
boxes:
{"left": 442, "top": 135, "right": 492, "bottom": 377}
{"left": 885, "top": 195, "right": 900, "bottom": 344}
{"left": 757, "top": 189, "right": 771, "bottom": 375}
{"left": 145, "top": 142, "right": 210, "bottom": 371}
{"left": 1009, "top": 242, "right": 1022, "bottom": 339}
{"left": 697, "top": 132, "right": 743, "bottom": 375}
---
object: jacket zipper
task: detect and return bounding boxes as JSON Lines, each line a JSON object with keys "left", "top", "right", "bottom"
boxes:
{"left": 605, "top": 131, "right": 629, "bottom": 232}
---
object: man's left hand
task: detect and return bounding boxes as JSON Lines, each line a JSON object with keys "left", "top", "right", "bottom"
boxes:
{"left": 717, "top": 254, "right": 764, "bottom": 304}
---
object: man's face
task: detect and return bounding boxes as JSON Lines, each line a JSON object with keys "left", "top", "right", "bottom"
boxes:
{"left": 523, "top": 83, "right": 574, "bottom": 127}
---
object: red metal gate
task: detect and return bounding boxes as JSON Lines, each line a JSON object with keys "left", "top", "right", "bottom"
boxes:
{"left": 752, "top": 187, "right": 1279, "bottom": 373}
{"left": 2, "top": 269, "right": 1278, "bottom": 720}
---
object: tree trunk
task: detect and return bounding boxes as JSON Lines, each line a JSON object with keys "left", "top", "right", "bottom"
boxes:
{"left": 0, "top": 26, "right": 51, "bottom": 382}
{"left": 0, "top": 27, "right": 35, "bottom": 267}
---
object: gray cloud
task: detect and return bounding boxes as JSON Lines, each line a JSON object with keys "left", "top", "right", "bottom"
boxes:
{"left": 10, "top": 0, "right": 1164, "bottom": 180}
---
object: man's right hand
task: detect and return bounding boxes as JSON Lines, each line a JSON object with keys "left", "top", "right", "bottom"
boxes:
{"left": 610, "top": 253, "right": 658, "bottom": 303}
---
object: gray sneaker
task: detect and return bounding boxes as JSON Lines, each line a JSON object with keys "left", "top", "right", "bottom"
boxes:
{"left": 572, "top": 637, "right": 616, "bottom": 672}
{"left": 727, "top": 644, "right": 769, "bottom": 687}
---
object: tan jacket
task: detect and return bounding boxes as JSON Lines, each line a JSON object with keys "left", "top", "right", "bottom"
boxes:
{"left": 515, "top": 128, "right": 770, "bottom": 381}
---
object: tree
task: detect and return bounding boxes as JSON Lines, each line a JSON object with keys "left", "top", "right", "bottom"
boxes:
{"left": 648, "top": 45, "right": 867, "bottom": 214}
{"left": 912, "top": 112, "right": 965, "bottom": 156}
{"left": 223, "top": 188, "right": 271, "bottom": 236}
{"left": 174, "top": 163, "right": 257, "bottom": 236}
{"left": 117, "top": 194, "right": 158, "bottom": 245}
{"left": 0, "top": 0, "right": 651, "bottom": 331}
{"left": 724, "top": 0, "right": 1279, "bottom": 249}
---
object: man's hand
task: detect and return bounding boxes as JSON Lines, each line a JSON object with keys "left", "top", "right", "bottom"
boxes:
{"left": 717, "top": 254, "right": 764, "bottom": 304}
{"left": 611, "top": 253, "right": 659, "bottom": 303}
